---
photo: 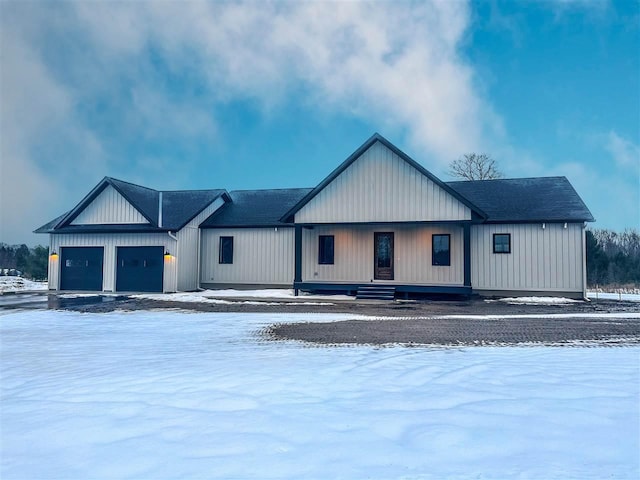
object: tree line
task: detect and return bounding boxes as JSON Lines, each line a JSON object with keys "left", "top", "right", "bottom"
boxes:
{"left": 0, "top": 244, "right": 49, "bottom": 281}
{"left": 586, "top": 229, "right": 640, "bottom": 287}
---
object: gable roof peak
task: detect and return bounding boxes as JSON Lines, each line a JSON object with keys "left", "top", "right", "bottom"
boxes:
{"left": 106, "top": 176, "right": 159, "bottom": 193}
{"left": 279, "top": 132, "right": 487, "bottom": 222}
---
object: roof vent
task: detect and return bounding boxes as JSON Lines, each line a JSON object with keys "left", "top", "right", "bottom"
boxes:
{"left": 158, "top": 192, "right": 163, "bottom": 228}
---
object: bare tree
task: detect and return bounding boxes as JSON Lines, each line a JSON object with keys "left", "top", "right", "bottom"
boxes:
{"left": 449, "top": 153, "right": 503, "bottom": 181}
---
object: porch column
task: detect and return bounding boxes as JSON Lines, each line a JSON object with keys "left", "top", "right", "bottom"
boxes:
{"left": 463, "top": 223, "right": 471, "bottom": 287}
{"left": 294, "top": 225, "right": 302, "bottom": 295}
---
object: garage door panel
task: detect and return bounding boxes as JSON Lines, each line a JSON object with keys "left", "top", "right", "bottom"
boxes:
{"left": 60, "top": 247, "right": 104, "bottom": 291}
{"left": 116, "top": 246, "right": 164, "bottom": 292}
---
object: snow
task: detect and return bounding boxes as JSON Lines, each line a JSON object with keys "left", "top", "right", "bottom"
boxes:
{"left": 131, "top": 288, "right": 354, "bottom": 305}
{"left": 215, "top": 288, "right": 353, "bottom": 300}
{"left": 489, "top": 296, "right": 581, "bottom": 305}
{"left": 1, "top": 310, "right": 638, "bottom": 479}
{"left": 200, "top": 288, "right": 353, "bottom": 300}
{"left": 0, "top": 276, "right": 47, "bottom": 293}
{"left": 588, "top": 291, "right": 640, "bottom": 302}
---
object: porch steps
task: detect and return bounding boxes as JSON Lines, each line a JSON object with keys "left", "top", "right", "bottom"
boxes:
{"left": 356, "top": 285, "right": 396, "bottom": 301}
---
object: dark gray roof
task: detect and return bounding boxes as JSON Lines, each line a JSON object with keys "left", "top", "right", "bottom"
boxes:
{"left": 161, "top": 189, "right": 228, "bottom": 230}
{"left": 447, "top": 177, "right": 594, "bottom": 223}
{"left": 109, "top": 178, "right": 160, "bottom": 224}
{"left": 35, "top": 177, "right": 229, "bottom": 234}
{"left": 201, "top": 188, "right": 313, "bottom": 227}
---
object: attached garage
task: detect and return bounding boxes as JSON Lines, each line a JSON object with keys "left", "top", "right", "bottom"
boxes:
{"left": 116, "top": 246, "right": 164, "bottom": 292}
{"left": 60, "top": 247, "right": 104, "bottom": 291}
{"left": 36, "top": 177, "right": 229, "bottom": 293}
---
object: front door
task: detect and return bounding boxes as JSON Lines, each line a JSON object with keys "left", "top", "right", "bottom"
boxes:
{"left": 374, "top": 232, "right": 394, "bottom": 280}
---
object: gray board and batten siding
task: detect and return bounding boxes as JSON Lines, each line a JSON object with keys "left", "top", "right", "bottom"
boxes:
{"left": 293, "top": 140, "right": 473, "bottom": 224}
{"left": 470, "top": 223, "right": 586, "bottom": 297}
{"left": 70, "top": 185, "right": 150, "bottom": 225}
{"left": 200, "top": 228, "right": 295, "bottom": 288}
{"left": 199, "top": 188, "right": 309, "bottom": 288}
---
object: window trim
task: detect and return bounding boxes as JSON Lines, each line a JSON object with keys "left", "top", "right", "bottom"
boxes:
{"left": 218, "top": 236, "right": 234, "bottom": 264}
{"left": 318, "top": 235, "right": 335, "bottom": 265}
{"left": 432, "top": 233, "right": 451, "bottom": 266}
{"left": 493, "top": 233, "right": 511, "bottom": 254}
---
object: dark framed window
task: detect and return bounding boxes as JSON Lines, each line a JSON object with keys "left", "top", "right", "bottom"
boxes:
{"left": 219, "top": 236, "right": 234, "bottom": 264}
{"left": 318, "top": 235, "right": 335, "bottom": 265}
{"left": 432, "top": 234, "right": 450, "bottom": 266}
{"left": 493, "top": 233, "right": 511, "bottom": 254}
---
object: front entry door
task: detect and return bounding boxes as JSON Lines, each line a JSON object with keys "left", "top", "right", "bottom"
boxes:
{"left": 374, "top": 232, "right": 394, "bottom": 280}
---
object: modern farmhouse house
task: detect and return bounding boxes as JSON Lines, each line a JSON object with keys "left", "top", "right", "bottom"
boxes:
{"left": 36, "top": 133, "right": 594, "bottom": 298}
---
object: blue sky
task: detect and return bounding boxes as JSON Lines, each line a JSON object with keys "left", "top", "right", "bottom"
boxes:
{"left": 1, "top": 0, "right": 638, "bottom": 246}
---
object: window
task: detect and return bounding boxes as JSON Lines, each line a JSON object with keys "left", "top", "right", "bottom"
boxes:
{"left": 432, "top": 234, "right": 450, "bottom": 266}
{"left": 493, "top": 233, "right": 511, "bottom": 254}
{"left": 219, "top": 236, "right": 234, "bottom": 264}
{"left": 318, "top": 235, "right": 334, "bottom": 265}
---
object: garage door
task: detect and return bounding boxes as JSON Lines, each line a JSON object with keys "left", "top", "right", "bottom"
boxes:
{"left": 60, "top": 247, "right": 104, "bottom": 291}
{"left": 116, "top": 246, "right": 164, "bottom": 292}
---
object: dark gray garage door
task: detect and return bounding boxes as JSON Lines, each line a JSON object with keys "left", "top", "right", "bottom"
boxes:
{"left": 60, "top": 247, "right": 104, "bottom": 291}
{"left": 116, "top": 246, "right": 164, "bottom": 292}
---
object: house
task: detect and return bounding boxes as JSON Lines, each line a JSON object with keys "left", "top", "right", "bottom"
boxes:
{"left": 36, "top": 133, "right": 594, "bottom": 298}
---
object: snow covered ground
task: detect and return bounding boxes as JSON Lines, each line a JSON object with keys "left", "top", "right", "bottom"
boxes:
{"left": 489, "top": 296, "right": 581, "bottom": 305}
{"left": 141, "top": 288, "right": 640, "bottom": 304}
{"left": 131, "top": 288, "right": 354, "bottom": 306}
{"left": 1, "top": 309, "right": 638, "bottom": 479}
{"left": 588, "top": 291, "right": 640, "bottom": 302}
{"left": 198, "top": 288, "right": 353, "bottom": 300}
{"left": 0, "top": 276, "right": 47, "bottom": 293}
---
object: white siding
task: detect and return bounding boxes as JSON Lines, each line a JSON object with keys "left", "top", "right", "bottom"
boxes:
{"left": 49, "top": 233, "right": 178, "bottom": 292}
{"left": 295, "top": 141, "right": 471, "bottom": 223}
{"left": 471, "top": 223, "right": 584, "bottom": 293}
{"left": 302, "top": 225, "right": 463, "bottom": 285}
{"left": 71, "top": 185, "right": 149, "bottom": 225}
{"left": 200, "top": 228, "right": 294, "bottom": 285}
{"left": 176, "top": 197, "right": 225, "bottom": 291}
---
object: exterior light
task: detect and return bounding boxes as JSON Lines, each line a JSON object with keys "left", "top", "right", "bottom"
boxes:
{"left": 164, "top": 250, "right": 172, "bottom": 260}
{"left": 50, "top": 251, "right": 58, "bottom": 259}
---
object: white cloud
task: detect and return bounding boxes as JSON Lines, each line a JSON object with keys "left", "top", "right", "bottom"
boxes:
{"left": 0, "top": 20, "right": 105, "bottom": 246}
{"left": 2, "top": 0, "right": 505, "bottom": 245}
{"left": 605, "top": 131, "right": 640, "bottom": 174}
{"left": 72, "top": 1, "right": 500, "bottom": 160}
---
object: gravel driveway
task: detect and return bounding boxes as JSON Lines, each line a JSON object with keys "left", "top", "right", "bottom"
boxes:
{"left": 42, "top": 294, "right": 640, "bottom": 347}
{"left": 267, "top": 316, "right": 640, "bottom": 346}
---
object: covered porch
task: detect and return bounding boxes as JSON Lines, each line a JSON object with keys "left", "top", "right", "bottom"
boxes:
{"left": 292, "top": 222, "right": 472, "bottom": 297}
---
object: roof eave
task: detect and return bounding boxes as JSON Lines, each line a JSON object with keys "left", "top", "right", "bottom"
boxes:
{"left": 201, "top": 223, "right": 294, "bottom": 229}
{"left": 46, "top": 226, "right": 171, "bottom": 234}
{"left": 482, "top": 218, "right": 595, "bottom": 224}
